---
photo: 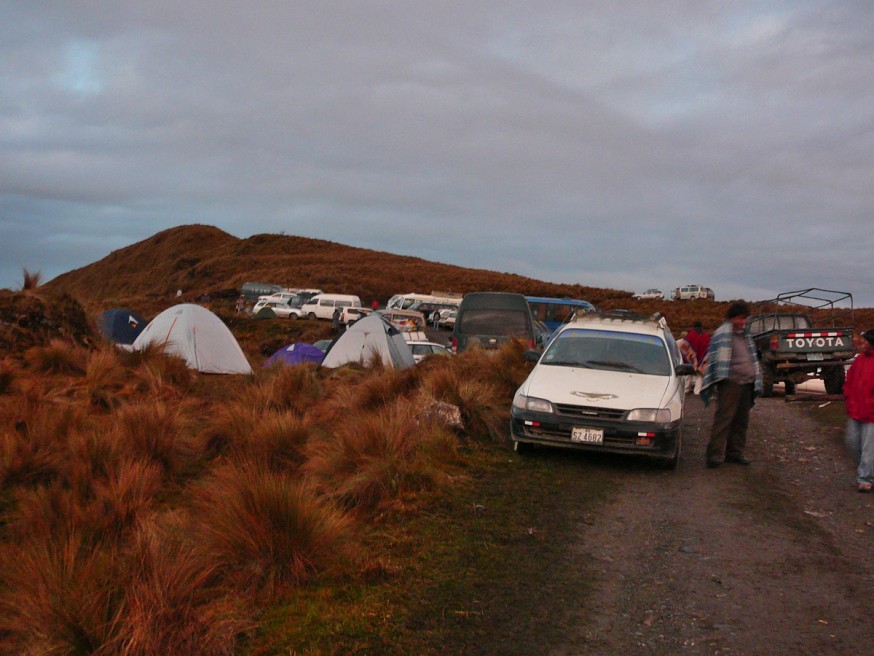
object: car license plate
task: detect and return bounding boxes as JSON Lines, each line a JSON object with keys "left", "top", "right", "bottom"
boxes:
{"left": 571, "top": 427, "right": 604, "bottom": 444}
{"left": 807, "top": 353, "right": 824, "bottom": 361}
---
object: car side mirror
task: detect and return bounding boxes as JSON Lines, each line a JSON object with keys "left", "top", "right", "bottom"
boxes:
{"left": 675, "top": 363, "right": 695, "bottom": 376}
{"left": 523, "top": 350, "right": 541, "bottom": 363}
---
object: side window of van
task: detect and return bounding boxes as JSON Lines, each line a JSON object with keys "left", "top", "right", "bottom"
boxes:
{"left": 338, "top": 301, "right": 351, "bottom": 308}
{"left": 320, "top": 299, "right": 333, "bottom": 307}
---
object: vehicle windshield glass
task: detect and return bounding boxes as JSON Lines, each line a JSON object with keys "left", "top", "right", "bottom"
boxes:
{"left": 458, "top": 309, "right": 529, "bottom": 336}
{"left": 541, "top": 329, "right": 671, "bottom": 376}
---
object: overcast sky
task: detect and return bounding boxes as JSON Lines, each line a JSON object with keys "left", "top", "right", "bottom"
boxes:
{"left": 2, "top": 1, "right": 873, "bottom": 306}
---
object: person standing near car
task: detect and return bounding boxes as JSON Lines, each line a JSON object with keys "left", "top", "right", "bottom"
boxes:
{"left": 677, "top": 331, "right": 698, "bottom": 393}
{"left": 686, "top": 321, "right": 711, "bottom": 364}
{"left": 701, "top": 302, "right": 762, "bottom": 468}
{"left": 843, "top": 329, "right": 874, "bottom": 493}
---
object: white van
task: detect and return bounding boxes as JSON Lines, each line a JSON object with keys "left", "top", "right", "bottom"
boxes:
{"left": 300, "top": 294, "right": 363, "bottom": 320}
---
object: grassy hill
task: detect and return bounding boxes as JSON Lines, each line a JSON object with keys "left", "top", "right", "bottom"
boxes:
{"left": 41, "top": 224, "right": 757, "bottom": 333}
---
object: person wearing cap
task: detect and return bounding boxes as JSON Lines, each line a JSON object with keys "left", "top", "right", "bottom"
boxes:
{"left": 843, "top": 329, "right": 874, "bottom": 493}
{"left": 700, "top": 302, "right": 763, "bottom": 468}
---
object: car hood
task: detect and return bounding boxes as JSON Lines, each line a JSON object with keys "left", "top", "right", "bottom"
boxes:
{"left": 521, "top": 364, "right": 673, "bottom": 410}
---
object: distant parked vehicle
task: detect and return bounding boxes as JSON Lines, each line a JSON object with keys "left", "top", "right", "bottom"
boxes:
{"left": 341, "top": 306, "right": 372, "bottom": 326}
{"left": 671, "top": 285, "right": 715, "bottom": 301}
{"left": 746, "top": 288, "right": 855, "bottom": 397}
{"left": 633, "top": 289, "right": 664, "bottom": 300}
{"left": 240, "top": 282, "right": 284, "bottom": 301}
{"left": 452, "top": 292, "right": 539, "bottom": 354}
{"left": 252, "top": 299, "right": 302, "bottom": 319}
{"left": 406, "top": 340, "right": 453, "bottom": 364}
{"left": 300, "top": 294, "right": 363, "bottom": 320}
{"left": 439, "top": 310, "right": 457, "bottom": 329}
{"left": 525, "top": 296, "right": 597, "bottom": 332}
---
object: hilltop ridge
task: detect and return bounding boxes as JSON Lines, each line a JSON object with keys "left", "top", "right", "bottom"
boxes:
{"left": 43, "top": 224, "right": 630, "bottom": 310}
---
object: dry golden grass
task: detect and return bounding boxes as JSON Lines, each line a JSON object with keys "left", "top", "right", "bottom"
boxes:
{"left": 20, "top": 267, "right": 42, "bottom": 291}
{"left": 120, "top": 516, "right": 255, "bottom": 655}
{"left": 24, "top": 338, "right": 89, "bottom": 375}
{"left": 0, "top": 527, "right": 124, "bottom": 655}
{"left": 190, "top": 463, "right": 356, "bottom": 599}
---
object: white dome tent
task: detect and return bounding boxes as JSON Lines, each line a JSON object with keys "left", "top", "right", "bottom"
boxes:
{"left": 132, "top": 304, "right": 252, "bottom": 374}
{"left": 320, "top": 314, "right": 416, "bottom": 370}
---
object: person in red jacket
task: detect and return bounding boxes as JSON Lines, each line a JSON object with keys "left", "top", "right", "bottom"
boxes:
{"left": 685, "top": 321, "right": 711, "bottom": 365}
{"left": 844, "top": 328, "right": 874, "bottom": 493}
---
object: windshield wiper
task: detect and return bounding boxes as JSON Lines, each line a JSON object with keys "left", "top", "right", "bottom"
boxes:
{"left": 544, "top": 359, "right": 591, "bottom": 368}
{"left": 585, "top": 360, "right": 644, "bottom": 373}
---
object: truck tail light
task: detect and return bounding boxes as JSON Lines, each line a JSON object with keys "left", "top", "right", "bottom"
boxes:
{"left": 770, "top": 335, "right": 779, "bottom": 350}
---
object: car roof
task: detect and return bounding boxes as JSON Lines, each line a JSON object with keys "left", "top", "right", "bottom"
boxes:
{"left": 562, "top": 311, "right": 669, "bottom": 338}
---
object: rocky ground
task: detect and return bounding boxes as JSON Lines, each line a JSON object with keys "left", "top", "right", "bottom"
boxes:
{"left": 564, "top": 393, "right": 873, "bottom": 655}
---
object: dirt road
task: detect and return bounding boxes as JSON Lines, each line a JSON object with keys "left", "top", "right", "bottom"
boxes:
{"left": 550, "top": 394, "right": 874, "bottom": 655}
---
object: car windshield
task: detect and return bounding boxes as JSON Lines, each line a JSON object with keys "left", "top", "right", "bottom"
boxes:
{"left": 540, "top": 328, "right": 671, "bottom": 376}
{"left": 458, "top": 309, "right": 529, "bottom": 336}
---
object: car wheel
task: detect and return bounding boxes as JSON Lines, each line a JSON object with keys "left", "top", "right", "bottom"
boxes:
{"left": 514, "top": 440, "right": 533, "bottom": 455}
{"left": 662, "top": 435, "right": 681, "bottom": 470}
{"left": 287, "top": 313, "right": 298, "bottom": 320}
{"left": 761, "top": 365, "right": 775, "bottom": 398}
{"left": 307, "top": 312, "right": 317, "bottom": 320}
{"left": 823, "top": 366, "right": 845, "bottom": 395}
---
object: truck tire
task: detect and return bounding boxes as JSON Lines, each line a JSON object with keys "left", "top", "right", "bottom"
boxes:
{"left": 823, "top": 366, "right": 845, "bottom": 395}
{"left": 761, "top": 365, "right": 775, "bottom": 398}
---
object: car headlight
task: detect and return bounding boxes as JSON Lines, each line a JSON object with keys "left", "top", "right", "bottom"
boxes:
{"left": 513, "top": 392, "right": 554, "bottom": 413}
{"left": 626, "top": 408, "right": 672, "bottom": 423}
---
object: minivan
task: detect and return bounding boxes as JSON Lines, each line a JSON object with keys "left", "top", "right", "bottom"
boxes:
{"left": 451, "top": 292, "right": 538, "bottom": 353}
{"left": 300, "top": 294, "right": 363, "bottom": 320}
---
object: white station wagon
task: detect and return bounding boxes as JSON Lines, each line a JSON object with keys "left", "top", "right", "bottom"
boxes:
{"left": 511, "top": 311, "right": 693, "bottom": 468}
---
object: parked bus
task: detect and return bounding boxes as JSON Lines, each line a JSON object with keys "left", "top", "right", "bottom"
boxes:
{"left": 525, "top": 296, "right": 597, "bottom": 331}
{"left": 386, "top": 291, "right": 463, "bottom": 313}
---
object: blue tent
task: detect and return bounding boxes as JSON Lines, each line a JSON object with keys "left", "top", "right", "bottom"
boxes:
{"left": 263, "top": 343, "right": 326, "bottom": 367}
{"left": 98, "top": 309, "right": 146, "bottom": 345}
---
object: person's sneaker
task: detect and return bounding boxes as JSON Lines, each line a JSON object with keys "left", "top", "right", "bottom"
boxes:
{"left": 859, "top": 482, "right": 873, "bottom": 493}
{"left": 725, "top": 456, "right": 752, "bottom": 465}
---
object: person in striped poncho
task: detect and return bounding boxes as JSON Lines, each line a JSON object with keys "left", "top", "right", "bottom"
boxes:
{"left": 700, "top": 302, "right": 763, "bottom": 468}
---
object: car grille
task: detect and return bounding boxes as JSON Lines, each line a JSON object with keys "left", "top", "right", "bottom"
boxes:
{"left": 554, "top": 404, "right": 625, "bottom": 420}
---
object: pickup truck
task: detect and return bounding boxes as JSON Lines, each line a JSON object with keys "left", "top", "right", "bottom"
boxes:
{"left": 746, "top": 289, "right": 855, "bottom": 396}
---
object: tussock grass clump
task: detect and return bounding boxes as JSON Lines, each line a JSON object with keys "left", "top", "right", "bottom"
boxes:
{"left": 111, "top": 401, "right": 194, "bottom": 479}
{"left": 419, "top": 364, "right": 506, "bottom": 441}
{"left": 80, "top": 347, "right": 131, "bottom": 409}
{"left": 0, "top": 528, "right": 124, "bottom": 655}
{"left": 0, "top": 359, "right": 16, "bottom": 394}
{"left": 238, "top": 363, "right": 323, "bottom": 415}
{"left": 0, "top": 400, "right": 90, "bottom": 488}
{"left": 306, "top": 401, "right": 454, "bottom": 515}
{"left": 24, "top": 339, "right": 89, "bottom": 375}
{"left": 20, "top": 267, "right": 42, "bottom": 291}
{"left": 228, "top": 410, "right": 312, "bottom": 472}
{"left": 191, "top": 464, "right": 356, "bottom": 598}
{"left": 120, "top": 517, "right": 255, "bottom": 655}
{"left": 122, "top": 343, "right": 195, "bottom": 396}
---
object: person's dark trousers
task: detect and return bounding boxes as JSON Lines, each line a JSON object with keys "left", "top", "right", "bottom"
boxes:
{"left": 706, "top": 380, "right": 754, "bottom": 463}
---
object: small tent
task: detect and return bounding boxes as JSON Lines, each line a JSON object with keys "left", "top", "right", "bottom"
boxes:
{"left": 98, "top": 309, "right": 146, "bottom": 345}
{"left": 132, "top": 304, "right": 252, "bottom": 374}
{"left": 321, "top": 314, "right": 416, "bottom": 369}
{"left": 263, "top": 343, "right": 325, "bottom": 367}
